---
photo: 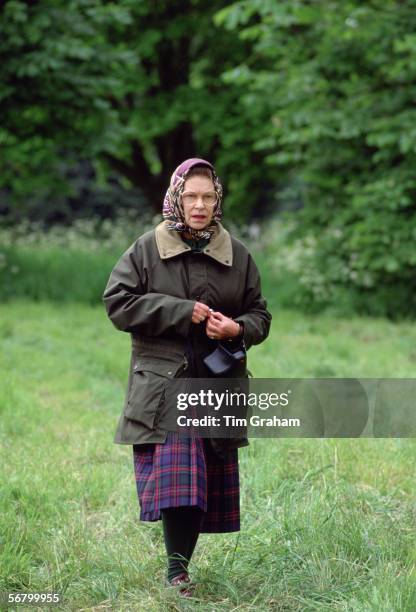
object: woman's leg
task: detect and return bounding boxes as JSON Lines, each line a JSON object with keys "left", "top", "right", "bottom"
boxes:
{"left": 161, "top": 506, "right": 204, "bottom": 581}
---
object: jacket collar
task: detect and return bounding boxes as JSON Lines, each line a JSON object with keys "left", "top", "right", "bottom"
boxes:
{"left": 155, "top": 220, "right": 233, "bottom": 267}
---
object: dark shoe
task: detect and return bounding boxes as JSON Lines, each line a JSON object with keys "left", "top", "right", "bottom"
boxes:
{"left": 167, "top": 572, "right": 195, "bottom": 597}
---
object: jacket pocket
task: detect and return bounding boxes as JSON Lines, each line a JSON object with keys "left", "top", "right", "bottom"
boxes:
{"left": 124, "top": 358, "right": 186, "bottom": 429}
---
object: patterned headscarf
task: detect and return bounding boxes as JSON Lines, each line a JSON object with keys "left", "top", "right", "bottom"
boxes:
{"left": 162, "top": 157, "right": 223, "bottom": 240}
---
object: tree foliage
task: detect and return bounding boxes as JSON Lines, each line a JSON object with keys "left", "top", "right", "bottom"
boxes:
{"left": 0, "top": 0, "right": 276, "bottom": 221}
{"left": 2, "top": 0, "right": 416, "bottom": 315}
{"left": 216, "top": 0, "right": 416, "bottom": 316}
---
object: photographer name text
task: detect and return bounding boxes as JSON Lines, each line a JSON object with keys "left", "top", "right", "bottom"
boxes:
{"left": 177, "top": 415, "right": 300, "bottom": 428}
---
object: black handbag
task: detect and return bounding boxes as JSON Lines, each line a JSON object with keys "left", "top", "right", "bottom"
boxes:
{"left": 203, "top": 340, "right": 246, "bottom": 376}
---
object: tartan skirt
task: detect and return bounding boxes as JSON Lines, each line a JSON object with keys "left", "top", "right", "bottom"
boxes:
{"left": 132, "top": 431, "right": 240, "bottom": 533}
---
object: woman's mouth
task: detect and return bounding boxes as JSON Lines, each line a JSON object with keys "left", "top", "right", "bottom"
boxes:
{"left": 191, "top": 215, "right": 206, "bottom": 220}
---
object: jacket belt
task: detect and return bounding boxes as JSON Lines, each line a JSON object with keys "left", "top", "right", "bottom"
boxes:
{"left": 131, "top": 333, "right": 187, "bottom": 360}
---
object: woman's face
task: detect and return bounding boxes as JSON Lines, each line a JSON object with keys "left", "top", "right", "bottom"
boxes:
{"left": 181, "top": 175, "right": 217, "bottom": 230}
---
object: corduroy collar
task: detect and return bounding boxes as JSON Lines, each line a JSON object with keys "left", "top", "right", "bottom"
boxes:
{"left": 155, "top": 220, "right": 233, "bottom": 267}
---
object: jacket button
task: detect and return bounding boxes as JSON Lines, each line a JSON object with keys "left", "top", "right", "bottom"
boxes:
{"left": 168, "top": 371, "right": 172, "bottom": 375}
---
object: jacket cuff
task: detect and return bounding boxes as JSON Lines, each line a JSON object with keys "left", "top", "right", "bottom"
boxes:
{"left": 226, "top": 321, "right": 245, "bottom": 347}
{"left": 234, "top": 315, "right": 254, "bottom": 350}
{"left": 175, "top": 299, "right": 196, "bottom": 337}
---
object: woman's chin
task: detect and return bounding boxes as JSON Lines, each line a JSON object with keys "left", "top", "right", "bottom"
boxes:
{"left": 188, "top": 221, "right": 210, "bottom": 230}
{"left": 188, "top": 219, "right": 211, "bottom": 230}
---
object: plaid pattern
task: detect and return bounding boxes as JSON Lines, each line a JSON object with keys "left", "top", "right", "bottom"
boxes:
{"left": 133, "top": 431, "right": 240, "bottom": 533}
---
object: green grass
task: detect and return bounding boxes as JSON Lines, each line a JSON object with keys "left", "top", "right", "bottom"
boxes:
{"left": 1, "top": 301, "right": 416, "bottom": 611}
{"left": 0, "top": 246, "right": 120, "bottom": 304}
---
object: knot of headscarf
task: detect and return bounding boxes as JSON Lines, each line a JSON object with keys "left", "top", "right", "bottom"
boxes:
{"left": 162, "top": 157, "right": 223, "bottom": 240}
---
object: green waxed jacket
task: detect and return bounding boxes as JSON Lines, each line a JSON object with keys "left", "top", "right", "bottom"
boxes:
{"left": 102, "top": 220, "right": 272, "bottom": 452}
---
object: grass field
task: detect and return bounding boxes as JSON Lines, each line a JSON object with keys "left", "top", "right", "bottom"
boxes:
{"left": 1, "top": 301, "right": 416, "bottom": 611}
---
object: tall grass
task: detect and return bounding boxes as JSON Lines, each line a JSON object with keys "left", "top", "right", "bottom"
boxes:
{"left": 0, "top": 215, "right": 154, "bottom": 304}
{"left": 1, "top": 215, "right": 416, "bottom": 320}
{"left": 0, "top": 216, "right": 264, "bottom": 305}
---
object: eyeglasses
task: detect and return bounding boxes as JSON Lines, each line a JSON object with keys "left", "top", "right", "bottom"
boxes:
{"left": 181, "top": 191, "right": 218, "bottom": 208}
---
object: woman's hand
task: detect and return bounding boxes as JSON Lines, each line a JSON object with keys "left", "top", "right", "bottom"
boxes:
{"left": 206, "top": 311, "right": 241, "bottom": 340}
{"left": 192, "top": 301, "right": 211, "bottom": 324}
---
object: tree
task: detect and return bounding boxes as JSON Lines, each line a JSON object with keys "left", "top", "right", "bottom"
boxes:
{"left": 0, "top": 0, "right": 277, "bottom": 221}
{"left": 215, "top": 0, "right": 416, "bottom": 316}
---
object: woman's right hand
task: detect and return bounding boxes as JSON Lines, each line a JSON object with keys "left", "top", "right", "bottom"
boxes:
{"left": 192, "top": 301, "right": 211, "bottom": 324}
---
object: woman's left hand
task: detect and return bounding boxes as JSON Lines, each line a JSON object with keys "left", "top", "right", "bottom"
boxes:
{"left": 206, "top": 311, "right": 240, "bottom": 340}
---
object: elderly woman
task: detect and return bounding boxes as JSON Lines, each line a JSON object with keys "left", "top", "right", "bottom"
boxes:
{"left": 103, "top": 157, "right": 271, "bottom": 595}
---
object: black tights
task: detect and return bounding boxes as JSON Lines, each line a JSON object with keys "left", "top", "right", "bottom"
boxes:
{"left": 161, "top": 506, "right": 204, "bottom": 581}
